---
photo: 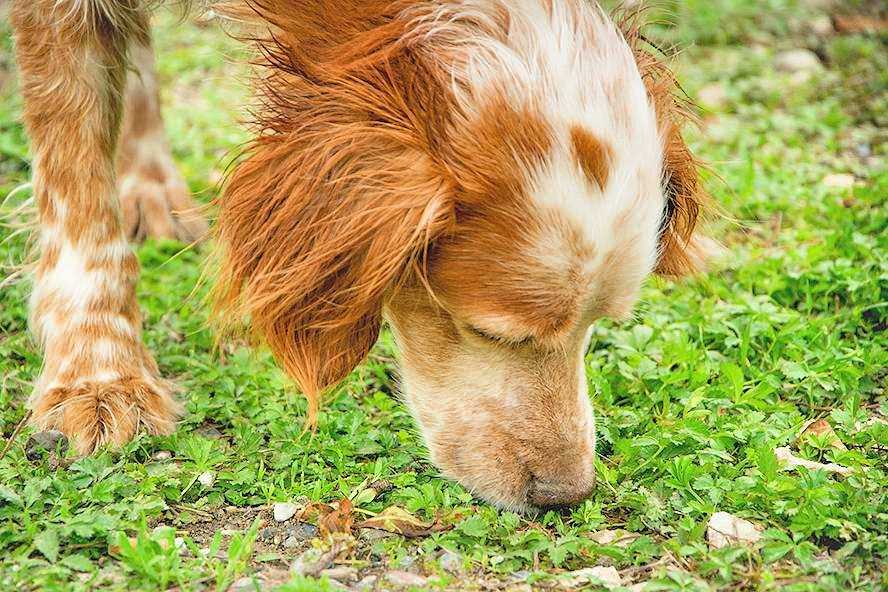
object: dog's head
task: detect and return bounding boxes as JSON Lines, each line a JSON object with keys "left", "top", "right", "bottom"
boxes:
{"left": 215, "top": 0, "right": 710, "bottom": 511}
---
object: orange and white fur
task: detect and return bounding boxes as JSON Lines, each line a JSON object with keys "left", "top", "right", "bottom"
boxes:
{"left": 10, "top": 0, "right": 711, "bottom": 511}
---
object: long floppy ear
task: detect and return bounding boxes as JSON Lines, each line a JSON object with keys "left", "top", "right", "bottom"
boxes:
{"left": 619, "top": 11, "right": 713, "bottom": 277}
{"left": 212, "top": 1, "right": 454, "bottom": 421}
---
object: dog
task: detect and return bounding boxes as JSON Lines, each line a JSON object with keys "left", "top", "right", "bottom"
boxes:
{"left": 9, "top": 0, "right": 710, "bottom": 512}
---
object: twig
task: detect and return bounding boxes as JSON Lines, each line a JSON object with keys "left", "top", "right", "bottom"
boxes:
{"left": 0, "top": 410, "right": 32, "bottom": 461}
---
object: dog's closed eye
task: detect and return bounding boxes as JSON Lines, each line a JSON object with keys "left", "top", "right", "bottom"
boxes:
{"left": 464, "top": 325, "right": 532, "bottom": 347}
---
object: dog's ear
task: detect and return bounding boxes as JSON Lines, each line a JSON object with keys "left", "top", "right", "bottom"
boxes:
{"left": 655, "top": 119, "right": 711, "bottom": 277}
{"left": 213, "top": 8, "right": 453, "bottom": 420}
{"left": 215, "top": 141, "right": 452, "bottom": 420}
{"left": 619, "top": 12, "right": 713, "bottom": 277}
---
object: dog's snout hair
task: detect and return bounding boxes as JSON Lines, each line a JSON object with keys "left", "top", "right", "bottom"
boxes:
{"left": 12, "top": 0, "right": 711, "bottom": 509}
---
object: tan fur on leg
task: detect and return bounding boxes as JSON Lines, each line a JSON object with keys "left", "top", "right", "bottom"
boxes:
{"left": 11, "top": 0, "right": 181, "bottom": 454}
{"left": 116, "top": 42, "right": 209, "bottom": 243}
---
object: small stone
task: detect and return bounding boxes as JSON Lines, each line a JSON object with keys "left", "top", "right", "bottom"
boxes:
{"left": 273, "top": 502, "right": 300, "bottom": 522}
{"left": 320, "top": 566, "right": 359, "bottom": 583}
{"left": 354, "top": 575, "right": 378, "bottom": 591}
{"left": 259, "top": 527, "right": 276, "bottom": 542}
{"left": 697, "top": 83, "right": 728, "bottom": 109}
{"left": 822, "top": 173, "right": 856, "bottom": 190}
{"left": 396, "top": 556, "right": 416, "bottom": 571}
{"left": 288, "top": 523, "right": 318, "bottom": 539}
{"left": 384, "top": 571, "right": 428, "bottom": 588}
{"left": 774, "top": 49, "right": 822, "bottom": 73}
{"left": 152, "top": 450, "right": 172, "bottom": 461}
{"left": 808, "top": 15, "right": 834, "bottom": 37}
{"left": 221, "top": 528, "right": 238, "bottom": 537}
{"left": 229, "top": 576, "right": 261, "bottom": 592}
{"left": 439, "top": 550, "right": 463, "bottom": 574}
{"left": 197, "top": 471, "right": 216, "bottom": 487}
{"left": 25, "top": 430, "right": 68, "bottom": 461}
{"left": 510, "top": 571, "right": 531, "bottom": 583}
{"left": 282, "top": 536, "right": 299, "bottom": 549}
{"left": 291, "top": 548, "right": 333, "bottom": 578}
{"left": 707, "top": 511, "right": 762, "bottom": 549}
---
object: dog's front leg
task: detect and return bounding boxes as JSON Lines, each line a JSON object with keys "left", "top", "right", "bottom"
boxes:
{"left": 11, "top": 0, "right": 181, "bottom": 454}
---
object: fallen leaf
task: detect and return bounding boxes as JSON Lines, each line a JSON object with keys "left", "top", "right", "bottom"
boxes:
{"left": 775, "top": 447, "right": 851, "bottom": 476}
{"left": 797, "top": 418, "right": 848, "bottom": 450}
{"left": 318, "top": 498, "right": 354, "bottom": 536}
{"left": 356, "top": 506, "right": 448, "bottom": 538}
{"left": 588, "top": 529, "right": 640, "bottom": 548}
{"left": 707, "top": 511, "right": 762, "bottom": 549}
{"left": 834, "top": 15, "right": 888, "bottom": 34}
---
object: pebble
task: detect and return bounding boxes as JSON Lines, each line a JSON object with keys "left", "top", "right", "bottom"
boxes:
{"left": 282, "top": 523, "right": 318, "bottom": 548}
{"left": 354, "top": 575, "right": 378, "bottom": 591}
{"left": 822, "top": 173, "right": 856, "bottom": 189}
{"left": 291, "top": 549, "right": 333, "bottom": 578}
{"left": 774, "top": 49, "right": 822, "bottom": 73}
{"left": 320, "top": 566, "right": 359, "bottom": 583}
{"left": 197, "top": 471, "right": 216, "bottom": 487}
{"left": 808, "top": 15, "right": 834, "bottom": 37}
{"left": 230, "top": 576, "right": 261, "bottom": 591}
{"left": 152, "top": 450, "right": 172, "bottom": 461}
{"left": 25, "top": 430, "right": 68, "bottom": 461}
{"left": 439, "top": 550, "right": 463, "bottom": 574}
{"left": 273, "top": 502, "right": 300, "bottom": 523}
{"left": 384, "top": 571, "right": 428, "bottom": 588}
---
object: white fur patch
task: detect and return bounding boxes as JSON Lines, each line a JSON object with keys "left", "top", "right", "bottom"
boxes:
{"left": 415, "top": 0, "right": 664, "bottom": 307}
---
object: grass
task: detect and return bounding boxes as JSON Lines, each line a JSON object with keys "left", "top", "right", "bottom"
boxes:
{"left": 1, "top": 2, "right": 886, "bottom": 591}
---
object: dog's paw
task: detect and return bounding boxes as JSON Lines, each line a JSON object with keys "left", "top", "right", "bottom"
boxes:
{"left": 118, "top": 158, "right": 208, "bottom": 244}
{"left": 30, "top": 378, "right": 181, "bottom": 455}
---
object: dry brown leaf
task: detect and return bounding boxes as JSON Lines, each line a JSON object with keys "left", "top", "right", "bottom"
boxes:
{"left": 707, "top": 512, "right": 762, "bottom": 549}
{"left": 318, "top": 498, "right": 354, "bottom": 536}
{"left": 356, "top": 506, "right": 448, "bottom": 538}
{"left": 834, "top": 15, "right": 888, "bottom": 34}
{"left": 775, "top": 447, "right": 852, "bottom": 476}
{"left": 798, "top": 418, "right": 848, "bottom": 450}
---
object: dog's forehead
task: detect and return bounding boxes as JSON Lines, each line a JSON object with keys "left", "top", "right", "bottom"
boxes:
{"left": 432, "top": 142, "right": 663, "bottom": 339}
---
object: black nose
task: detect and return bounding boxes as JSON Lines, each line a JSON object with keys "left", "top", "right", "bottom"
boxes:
{"left": 527, "top": 475, "right": 596, "bottom": 509}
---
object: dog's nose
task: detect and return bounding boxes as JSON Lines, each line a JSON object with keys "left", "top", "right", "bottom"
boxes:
{"left": 527, "top": 475, "right": 596, "bottom": 509}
